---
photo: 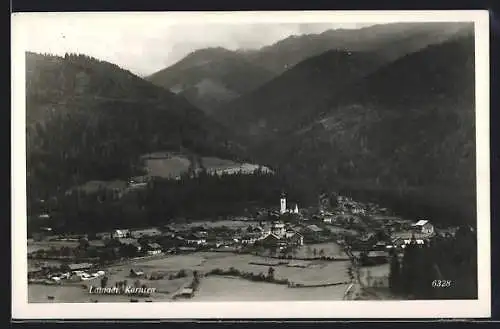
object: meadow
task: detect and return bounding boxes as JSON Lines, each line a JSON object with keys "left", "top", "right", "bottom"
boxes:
{"left": 140, "top": 152, "right": 272, "bottom": 179}
{"left": 28, "top": 251, "right": 351, "bottom": 303}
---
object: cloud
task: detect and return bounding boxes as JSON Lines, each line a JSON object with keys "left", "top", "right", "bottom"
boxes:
{"left": 14, "top": 13, "right": 370, "bottom": 76}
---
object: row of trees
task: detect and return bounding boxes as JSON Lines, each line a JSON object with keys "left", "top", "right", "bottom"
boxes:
{"left": 30, "top": 170, "right": 309, "bottom": 234}
{"left": 389, "top": 226, "right": 477, "bottom": 299}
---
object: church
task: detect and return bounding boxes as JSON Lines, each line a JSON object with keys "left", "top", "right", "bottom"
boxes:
{"left": 280, "top": 193, "right": 299, "bottom": 215}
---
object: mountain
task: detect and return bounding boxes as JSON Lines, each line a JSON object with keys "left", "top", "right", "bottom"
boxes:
{"left": 145, "top": 47, "right": 274, "bottom": 114}
{"left": 254, "top": 34, "right": 476, "bottom": 224}
{"left": 147, "top": 22, "right": 471, "bottom": 117}
{"left": 26, "top": 52, "right": 242, "bottom": 199}
{"left": 241, "top": 22, "right": 473, "bottom": 74}
{"left": 216, "top": 23, "right": 473, "bottom": 137}
{"left": 216, "top": 49, "right": 385, "bottom": 139}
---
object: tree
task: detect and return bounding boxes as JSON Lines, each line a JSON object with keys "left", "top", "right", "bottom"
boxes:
{"left": 389, "top": 253, "right": 402, "bottom": 294}
{"left": 267, "top": 267, "right": 275, "bottom": 281}
{"left": 79, "top": 237, "right": 90, "bottom": 250}
{"left": 100, "top": 276, "right": 108, "bottom": 288}
{"left": 60, "top": 263, "right": 70, "bottom": 273}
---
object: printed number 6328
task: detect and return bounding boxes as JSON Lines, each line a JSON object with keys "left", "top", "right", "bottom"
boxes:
{"left": 432, "top": 280, "right": 452, "bottom": 288}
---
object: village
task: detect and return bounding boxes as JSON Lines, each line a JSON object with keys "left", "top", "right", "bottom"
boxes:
{"left": 27, "top": 192, "right": 450, "bottom": 301}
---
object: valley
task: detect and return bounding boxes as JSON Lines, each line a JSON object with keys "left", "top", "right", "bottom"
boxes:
{"left": 23, "top": 20, "right": 479, "bottom": 304}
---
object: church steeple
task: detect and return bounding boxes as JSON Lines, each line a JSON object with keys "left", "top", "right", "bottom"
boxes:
{"left": 280, "top": 193, "right": 287, "bottom": 214}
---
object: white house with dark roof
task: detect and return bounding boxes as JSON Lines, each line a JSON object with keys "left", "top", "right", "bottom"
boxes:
{"left": 112, "top": 229, "right": 130, "bottom": 238}
{"left": 146, "top": 243, "right": 162, "bottom": 255}
{"left": 411, "top": 220, "right": 434, "bottom": 234}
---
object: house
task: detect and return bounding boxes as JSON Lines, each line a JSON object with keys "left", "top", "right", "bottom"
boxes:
{"left": 146, "top": 243, "right": 163, "bottom": 255}
{"left": 360, "top": 251, "right": 389, "bottom": 266}
{"left": 372, "top": 241, "right": 387, "bottom": 251}
{"left": 128, "top": 176, "right": 149, "bottom": 188}
{"left": 287, "top": 232, "right": 304, "bottom": 246}
{"left": 323, "top": 217, "right": 334, "bottom": 224}
{"left": 214, "top": 238, "right": 234, "bottom": 248}
{"left": 303, "top": 224, "right": 324, "bottom": 241}
{"left": 96, "top": 232, "right": 112, "bottom": 240}
{"left": 305, "top": 224, "right": 323, "bottom": 233}
{"left": 118, "top": 238, "right": 142, "bottom": 252}
{"left": 240, "top": 233, "right": 260, "bottom": 245}
{"left": 391, "top": 237, "right": 426, "bottom": 249}
{"left": 112, "top": 229, "right": 130, "bottom": 239}
{"left": 130, "top": 228, "right": 162, "bottom": 239}
{"left": 271, "top": 221, "right": 286, "bottom": 238}
{"left": 69, "top": 272, "right": 86, "bottom": 282}
{"left": 285, "top": 228, "right": 299, "bottom": 239}
{"left": 402, "top": 239, "right": 426, "bottom": 247}
{"left": 184, "top": 233, "right": 207, "bottom": 245}
{"left": 68, "top": 263, "right": 93, "bottom": 271}
{"left": 129, "top": 269, "right": 145, "bottom": 277}
{"left": 259, "top": 233, "right": 285, "bottom": 248}
{"left": 178, "top": 287, "right": 194, "bottom": 298}
{"left": 411, "top": 220, "right": 434, "bottom": 235}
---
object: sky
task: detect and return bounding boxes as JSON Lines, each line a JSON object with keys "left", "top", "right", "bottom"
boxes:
{"left": 14, "top": 13, "right": 372, "bottom": 76}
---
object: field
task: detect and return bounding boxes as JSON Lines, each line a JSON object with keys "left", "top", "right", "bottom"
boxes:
{"left": 27, "top": 239, "right": 105, "bottom": 253}
{"left": 28, "top": 251, "right": 351, "bottom": 303}
{"left": 190, "top": 276, "right": 348, "bottom": 301}
{"left": 143, "top": 155, "right": 191, "bottom": 178}
{"left": 324, "top": 225, "right": 360, "bottom": 236}
{"left": 184, "top": 220, "right": 260, "bottom": 229}
{"left": 140, "top": 152, "right": 272, "bottom": 179}
{"left": 286, "top": 243, "right": 343, "bottom": 258}
{"left": 201, "top": 157, "right": 239, "bottom": 170}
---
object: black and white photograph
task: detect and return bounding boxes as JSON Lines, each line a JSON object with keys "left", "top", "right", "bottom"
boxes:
{"left": 11, "top": 10, "right": 490, "bottom": 319}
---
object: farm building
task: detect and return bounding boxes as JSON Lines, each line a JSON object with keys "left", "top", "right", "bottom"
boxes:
{"left": 146, "top": 243, "right": 163, "bottom": 255}
{"left": 271, "top": 221, "right": 286, "bottom": 238}
{"left": 287, "top": 232, "right": 304, "bottom": 246}
{"left": 68, "top": 263, "right": 93, "bottom": 271}
{"left": 411, "top": 220, "right": 434, "bottom": 234}
{"left": 129, "top": 269, "right": 145, "bottom": 277}
{"left": 112, "top": 229, "right": 130, "bottom": 239}
{"left": 302, "top": 224, "right": 324, "bottom": 242}
{"left": 178, "top": 288, "right": 194, "bottom": 298}
{"left": 259, "top": 233, "right": 285, "bottom": 248}
{"left": 118, "top": 238, "right": 142, "bottom": 252}
{"left": 285, "top": 228, "right": 299, "bottom": 239}
{"left": 184, "top": 233, "right": 207, "bottom": 245}
{"left": 240, "top": 233, "right": 260, "bottom": 245}
{"left": 390, "top": 237, "right": 427, "bottom": 249}
{"left": 96, "top": 232, "right": 112, "bottom": 240}
{"left": 130, "top": 227, "right": 162, "bottom": 238}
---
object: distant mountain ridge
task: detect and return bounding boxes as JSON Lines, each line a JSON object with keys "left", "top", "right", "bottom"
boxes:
{"left": 26, "top": 52, "right": 241, "bottom": 200}
{"left": 216, "top": 49, "right": 384, "bottom": 139}
{"left": 146, "top": 47, "right": 274, "bottom": 114}
{"left": 241, "top": 22, "right": 473, "bottom": 74}
{"left": 146, "top": 22, "right": 472, "bottom": 114}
